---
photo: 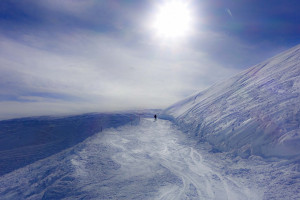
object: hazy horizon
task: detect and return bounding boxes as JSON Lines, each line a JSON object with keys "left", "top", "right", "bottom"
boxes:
{"left": 0, "top": 0, "right": 299, "bottom": 119}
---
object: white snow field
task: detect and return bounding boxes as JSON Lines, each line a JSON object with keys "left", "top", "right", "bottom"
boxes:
{"left": 0, "top": 119, "right": 299, "bottom": 199}
{"left": 162, "top": 44, "right": 300, "bottom": 159}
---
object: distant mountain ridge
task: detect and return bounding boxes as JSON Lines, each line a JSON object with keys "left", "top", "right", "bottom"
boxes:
{"left": 162, "top": 44, "right": 300, "bottom": 158}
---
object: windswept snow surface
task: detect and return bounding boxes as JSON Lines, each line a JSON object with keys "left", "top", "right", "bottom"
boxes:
{"left": 162, "top": 44, "right": 300, "bottom": 159}
{"left": 0, "top": 113, "right": 140, "bottom": 176}
{"left": 1, "top": 119, "right": 299, "bottom": 199}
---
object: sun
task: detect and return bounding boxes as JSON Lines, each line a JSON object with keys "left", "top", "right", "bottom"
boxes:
{"left": 152, "top": 1, "right": 193, "bottom": 39}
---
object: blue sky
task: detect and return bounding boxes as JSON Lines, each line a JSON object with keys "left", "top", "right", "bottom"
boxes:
{"left": 0, "top": 0, "right": 299, "bottom": 119}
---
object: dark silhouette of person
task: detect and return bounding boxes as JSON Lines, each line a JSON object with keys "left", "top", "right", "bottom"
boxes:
{"left": 154, "top": 114, "right": 157, "bottom": 121}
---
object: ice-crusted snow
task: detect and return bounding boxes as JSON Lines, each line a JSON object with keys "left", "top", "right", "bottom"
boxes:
{"left": 2, "top": 118, "right": 298, "bottom": 200}
{"left": 161, "top": 44, "right": 300, "bottom": 159}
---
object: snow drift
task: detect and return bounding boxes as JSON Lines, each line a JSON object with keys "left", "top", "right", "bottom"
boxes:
{"left": 0, "top": 113, "right": 140, "bottom": 176}
{"left": 162, "top": 44, "right": 300, "bottom": 158}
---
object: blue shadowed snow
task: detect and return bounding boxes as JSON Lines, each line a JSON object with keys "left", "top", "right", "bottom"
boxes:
{"left": 0, "top": 113, "right": 140, "bottom": 176}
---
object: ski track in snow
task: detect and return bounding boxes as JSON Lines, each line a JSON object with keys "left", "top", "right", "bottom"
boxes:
{"left": 69, "top": 118, "right": 259, "bottom": 200}
{"left": 0, "top": 118, "right": 297, "bottom": 199}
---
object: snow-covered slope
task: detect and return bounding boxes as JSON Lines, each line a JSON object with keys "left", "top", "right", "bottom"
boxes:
{"left": 0, "top": 113, "right": 140, "bottom": 176}
{"left": 162, "top": 44, "right": 300, "bottom": 158}
{"left": 1, "top": 119, "right": 299, "bottom": 199}
{"left": 0, "top": 119, "right": 284, "bottom": 199}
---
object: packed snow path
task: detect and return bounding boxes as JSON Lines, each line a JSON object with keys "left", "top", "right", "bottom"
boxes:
{"left": 0, "top": 118, "right": 294, "bottom": 200}
{"left": 70, "top": 118, "right": 257, "bottom": 200}
{"left": 1, "top": 118, "right": 265, "bottom": 200}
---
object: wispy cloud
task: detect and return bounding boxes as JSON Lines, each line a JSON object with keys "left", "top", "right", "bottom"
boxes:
{"left": 226, "top": 8, "right": 233, "bottom": 18}
{"left": 0, "top": 0, "right": 298, "bottom": 119}
{"left": 0, "top": 30, "right": 239, "bottom": 119}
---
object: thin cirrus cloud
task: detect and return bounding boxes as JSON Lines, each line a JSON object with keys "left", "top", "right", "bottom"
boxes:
{"left": 0, "top": 0, "right": 299, "bottom": 119}
{"left": 0, "top": 31, "right": 236, "bottom": 119}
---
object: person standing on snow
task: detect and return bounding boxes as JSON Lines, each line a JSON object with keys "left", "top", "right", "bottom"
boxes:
{"left": 154, "top": 114, "right": 157, "bottom": 121}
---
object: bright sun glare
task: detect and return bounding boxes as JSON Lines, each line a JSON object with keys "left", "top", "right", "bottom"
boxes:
{"left": 152, "top": 1, "right": 193, "bottom": 39}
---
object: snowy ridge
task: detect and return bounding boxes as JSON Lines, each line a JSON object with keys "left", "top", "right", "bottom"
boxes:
{"left": 162, "top": 44, "right": 300, "bottom": 158}
{"left": 0, "top": 113, "right": 140, "bottom": 176}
